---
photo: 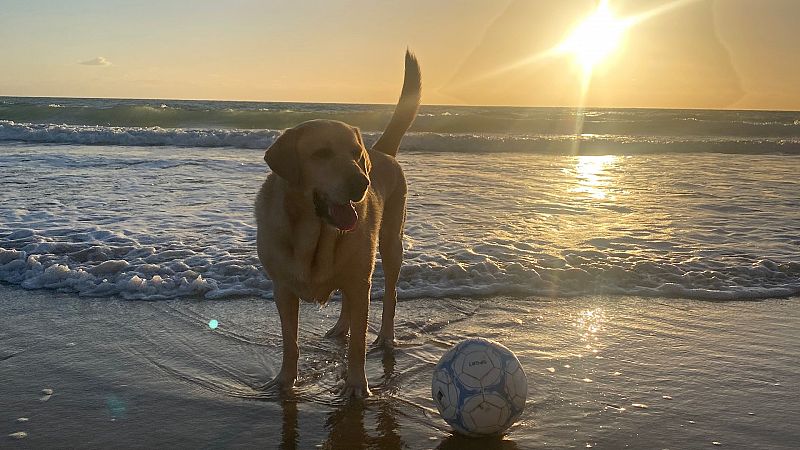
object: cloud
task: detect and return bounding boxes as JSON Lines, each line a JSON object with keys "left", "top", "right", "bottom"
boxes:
{"left": 79, "top": 56, "right": 112, "bottom": 66}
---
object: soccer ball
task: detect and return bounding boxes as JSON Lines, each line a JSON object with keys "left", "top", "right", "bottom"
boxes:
{"left": 431, "top": 338, "right": 527, "bottom": 437}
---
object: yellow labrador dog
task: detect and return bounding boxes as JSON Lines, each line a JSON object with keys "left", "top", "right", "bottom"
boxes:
{"left": 255, "top": 51, "right": 420, "bottom": 397}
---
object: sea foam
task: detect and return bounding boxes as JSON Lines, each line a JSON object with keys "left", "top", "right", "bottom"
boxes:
{"left": 2, "top": 227, "right": 798, "bottom": 301}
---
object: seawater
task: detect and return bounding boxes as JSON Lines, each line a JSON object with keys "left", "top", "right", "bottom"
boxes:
{"left": 1, "top": 97, "right": 799, "bottom": 300}
{"left": 2, "top": 96, "right": 800, "bottom": 153}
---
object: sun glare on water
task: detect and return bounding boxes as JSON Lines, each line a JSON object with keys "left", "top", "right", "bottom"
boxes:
{"left": 572, "top": 155, "right": 617, "bottom": 200}
{"left": 558, "top": 1, "right": 629, "bottom": 74}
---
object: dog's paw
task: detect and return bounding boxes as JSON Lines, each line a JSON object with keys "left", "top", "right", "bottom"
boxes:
{"left": 258, "top": 373, "right": 296, "bottom": 393}
{"left": 339, "top": 378, "right": 372, "bottom": 399}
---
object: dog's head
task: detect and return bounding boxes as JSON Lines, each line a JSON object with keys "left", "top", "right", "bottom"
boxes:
{"left": 264, "top": 120, "right": 371, "bottom": 232}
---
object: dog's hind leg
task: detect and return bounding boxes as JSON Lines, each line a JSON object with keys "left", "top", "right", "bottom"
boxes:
{"left": 325, "top": 293, "right": 350, "bottom": 338}
{"left": 374, "top": 186, "right": 407, "bottom": 349}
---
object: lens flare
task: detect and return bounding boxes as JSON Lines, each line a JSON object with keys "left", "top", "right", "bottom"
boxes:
{"left": 208, "top": 319, "right": 219, "bottom": 330}
{"left": 557, "top": 0, "right": 628, "bottom": 74}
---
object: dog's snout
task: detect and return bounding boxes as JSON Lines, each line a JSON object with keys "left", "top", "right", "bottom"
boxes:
{"left": 348, "top": 175, "right": 370, "bottom": 201}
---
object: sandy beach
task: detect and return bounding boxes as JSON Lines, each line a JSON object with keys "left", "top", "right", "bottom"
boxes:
{"left": 2, "top": 285, "right": 798, "bottom": 448}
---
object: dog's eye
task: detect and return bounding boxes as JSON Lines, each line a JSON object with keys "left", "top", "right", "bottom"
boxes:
{"left": 312, "top": 148, "right": 333, "bottom": 159}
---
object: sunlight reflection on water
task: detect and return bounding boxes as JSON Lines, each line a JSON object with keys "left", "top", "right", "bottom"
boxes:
{"left": 575, "top": 307, "right": 607, "bottom": 356}
{"left": 570, "top": 154, "right": 617, "bottom": 200}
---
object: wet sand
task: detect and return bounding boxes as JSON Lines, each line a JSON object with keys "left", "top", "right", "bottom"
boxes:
{"left": 2, "top": 285, "right": 799, "bottom": 448}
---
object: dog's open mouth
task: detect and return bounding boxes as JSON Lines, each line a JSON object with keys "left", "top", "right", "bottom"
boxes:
{"left": 313, "top": 191, "right": 358, "bottom": 231}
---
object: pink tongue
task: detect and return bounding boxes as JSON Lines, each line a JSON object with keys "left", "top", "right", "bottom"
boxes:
{"left": 328, "top": 202, "right": 358, "bottom": 231}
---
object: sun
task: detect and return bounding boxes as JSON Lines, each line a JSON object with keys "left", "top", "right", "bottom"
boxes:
{"left": 557, "top": 1, "right": 628, "bottom": 73}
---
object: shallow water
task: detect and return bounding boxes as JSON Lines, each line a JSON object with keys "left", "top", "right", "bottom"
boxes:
{"left": 2, "top": 287, "right": 798, "bottom": 448}
{"left": 2, "top": 99, "right": 799, "bottom": 447}
{"left": 1, "top": 143, "right": 798, "bottom": 301}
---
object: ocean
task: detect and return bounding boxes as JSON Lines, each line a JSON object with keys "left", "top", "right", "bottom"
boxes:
{"left": 2, "top": 96, "right": 800, "bottom": 448}
{"left": 1, "top": 96, "right": 799, "bottom": 301}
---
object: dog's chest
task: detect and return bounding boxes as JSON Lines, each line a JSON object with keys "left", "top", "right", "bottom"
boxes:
{"left": 285, "top": 223, "right": 344, "bottom": 302}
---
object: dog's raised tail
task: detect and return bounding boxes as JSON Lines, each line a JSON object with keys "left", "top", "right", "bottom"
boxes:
{"left": 371, "top": 50, "right": 421, "bottom": 157}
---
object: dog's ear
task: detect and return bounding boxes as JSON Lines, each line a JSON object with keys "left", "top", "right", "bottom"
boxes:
{"left": 352, "top": 126, "right": 372, "bottom": 175}
{"left": 264, "top": 128, "right": 301, "bottom": 185}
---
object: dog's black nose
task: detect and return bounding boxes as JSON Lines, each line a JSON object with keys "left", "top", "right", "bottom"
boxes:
{"left": 348, "top": 175, "right": 370, "bottom": 201}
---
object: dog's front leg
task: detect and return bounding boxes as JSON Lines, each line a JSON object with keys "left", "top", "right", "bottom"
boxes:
{"left": 340, "top": 281, "right": 371, "bottom": 398}
{"left": 265, "top": 285, "right": 300, "bottom": 392}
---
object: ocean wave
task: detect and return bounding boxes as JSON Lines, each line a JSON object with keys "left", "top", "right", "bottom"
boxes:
{"left": 1, "top": 228, "right": 798, "bottom": 301}
{"left": 3, "top": 97, "right": 800, "bottom": 137}
{"left": 2, "top": 121, "right": 799, "bottom": 154}
{"left": 0, "top": 121, "right": 280, "bottom": 149}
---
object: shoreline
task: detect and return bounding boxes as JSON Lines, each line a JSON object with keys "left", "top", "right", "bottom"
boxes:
{"left": 2, "top": 285, "right": 799, "bottom": 448}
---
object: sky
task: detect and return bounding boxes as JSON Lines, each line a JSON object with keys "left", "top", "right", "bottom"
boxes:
{"left": 1, "top": 0, "right": 798, "bottom": 110}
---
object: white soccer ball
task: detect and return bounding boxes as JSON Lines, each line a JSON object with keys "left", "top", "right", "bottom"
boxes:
{"left": 431, "top": 338, "right": 527, "bottom": 437}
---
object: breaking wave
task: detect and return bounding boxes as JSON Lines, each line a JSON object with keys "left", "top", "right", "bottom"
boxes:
{"left": 2, "top": 121, "right": 799, "bottom": 154}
